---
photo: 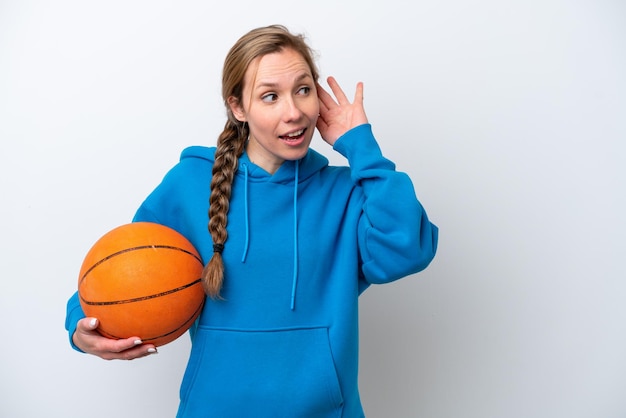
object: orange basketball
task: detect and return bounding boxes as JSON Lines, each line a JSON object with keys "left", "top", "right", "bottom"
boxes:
{"left": 78, "top": 222, "right": 205, "bottom": 347}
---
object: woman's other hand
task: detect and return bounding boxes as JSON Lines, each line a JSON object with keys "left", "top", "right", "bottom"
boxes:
{"left": 316, "top": 76, "right": 369, "bottom": 146}
{"left": 73, "top": 317, "right": 157, "bottom": 360}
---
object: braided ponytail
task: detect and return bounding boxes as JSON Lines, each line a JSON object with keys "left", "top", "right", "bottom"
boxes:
{"left": 202, "top": 120, "right": 247, "bottom": 297}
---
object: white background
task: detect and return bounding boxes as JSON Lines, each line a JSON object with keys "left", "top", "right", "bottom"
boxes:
{"left": 1, "top": 1, "right": 625, "bottom": 417}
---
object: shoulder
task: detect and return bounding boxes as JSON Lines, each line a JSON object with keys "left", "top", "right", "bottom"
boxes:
{"left": 173, "top": 145, "right": 216, "bottom": 177}
{"left": 137, "top": 146, "right": 215, "bottom": 213}
{"left": 153, "top": 146, "right": 215, "bottom": 189}
{"left": 180, "top": 145, "right": 216, "bottom": 163}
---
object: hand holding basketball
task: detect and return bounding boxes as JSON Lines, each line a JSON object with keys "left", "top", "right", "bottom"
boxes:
{"left": 73, "top": 317, "right": 156, "bottom": 360}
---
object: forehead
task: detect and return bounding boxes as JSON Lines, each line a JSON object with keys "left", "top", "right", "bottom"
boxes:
{"left": 246, "top": 48, "right": 313, "bottom": 89}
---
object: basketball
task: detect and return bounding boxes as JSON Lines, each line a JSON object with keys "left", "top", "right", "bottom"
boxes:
{"left": 78, "top": 222, "right": 205, "bottom": 347}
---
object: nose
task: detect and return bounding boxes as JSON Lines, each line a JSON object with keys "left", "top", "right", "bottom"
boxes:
{"left": 283, "top": 96, "right": 304, "bottom": 122}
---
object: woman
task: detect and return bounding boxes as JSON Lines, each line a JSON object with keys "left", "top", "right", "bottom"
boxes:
{"left": 66, "top": 24, "right": 438, "bottom": 417}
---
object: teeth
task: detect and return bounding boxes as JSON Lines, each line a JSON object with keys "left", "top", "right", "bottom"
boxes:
{"left": 285, "top": 129, "right": 304, "bottom": 138}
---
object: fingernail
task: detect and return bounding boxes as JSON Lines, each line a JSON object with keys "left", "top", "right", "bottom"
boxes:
{"left": 89, "top": 318, "right": 97, "bottom": 328}
{"left": 147, "top": 348, "right": 157, "bottom": 354}
{"left": 134, "top": 339, "right": 142, "bottom": 345}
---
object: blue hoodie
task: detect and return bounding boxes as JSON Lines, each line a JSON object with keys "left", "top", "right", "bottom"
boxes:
{"left": 65, "top": 124, "right": 438, "bottom": 417}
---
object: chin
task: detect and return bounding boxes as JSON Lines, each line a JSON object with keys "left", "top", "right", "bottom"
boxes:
{"left": 284, "top": 149, "right": 309, "bottom": 162}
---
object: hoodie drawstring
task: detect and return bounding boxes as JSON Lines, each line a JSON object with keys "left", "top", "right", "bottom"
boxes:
{"left": 240, "top": 163, "right": 250, "bottom": 263}
{"left": 290, "top": 160, "right": 300, "bottom": 310}
{"left": 239, "top": 160, "right": 299, "bottom": 310}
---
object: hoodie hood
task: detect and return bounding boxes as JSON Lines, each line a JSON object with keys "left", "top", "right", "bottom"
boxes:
{"left": 180, "top": 145, "right": 329, "bottom": 184}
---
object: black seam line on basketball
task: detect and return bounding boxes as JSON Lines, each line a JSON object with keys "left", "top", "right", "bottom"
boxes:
{"left": 79, "top": 245, "right": 204, "bottom": 284}
{"left": 98, "top": 300, "right": 204, "bottom": 341}
{"left": 80, "top": 278, "right": 202, "bottom": 305}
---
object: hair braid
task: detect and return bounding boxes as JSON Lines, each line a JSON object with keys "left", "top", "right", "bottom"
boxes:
{"left": 202, "top": 120, "right": 247, "bottom": 297}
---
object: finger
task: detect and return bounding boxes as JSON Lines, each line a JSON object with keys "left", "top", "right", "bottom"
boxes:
{"left": 316, "top": 82, "right": 337, "bottom": 110}
{"left": 102, "top": 343, "right": 157, "bottom": 361}
{"left": 318, "top": 94, "right": 329, "bottom": 115}
{"left": 353, "top": 81, "right": 364, "bottom": 104}
{"left": 98, "top": 337, "right": 158, "bottom": 360}
{"left": 118, "top": 340, "right": 157, "bottom": 359}
{"left": 78, "top": 317, "right": 99, "bottom": 331}
{"left": 316, "top": 115, "right": 328, "bottom": 134}
{"left": 326, "top": 76, "right": 350, "bottom": 105}
{"left": 111, "top": 337, "right": 146, "bottom": 353}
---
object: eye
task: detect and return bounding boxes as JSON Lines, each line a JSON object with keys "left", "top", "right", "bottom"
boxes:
{"left": 261, "top": 93, "right": 278, "bottom": 103}
{"left": 297, "top": 86, "right": 311, "bottom": 95}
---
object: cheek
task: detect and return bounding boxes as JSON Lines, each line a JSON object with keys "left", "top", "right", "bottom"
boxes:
{"left": 305, "top": 99, "right": 320, "bottom": 120}
{"left": 248, "top": 112, "right": 276, "bottom": 133}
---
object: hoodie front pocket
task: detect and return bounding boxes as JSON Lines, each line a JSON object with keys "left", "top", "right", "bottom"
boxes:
{"left": 178, "top": 326, "right": 344, "bottom": 418}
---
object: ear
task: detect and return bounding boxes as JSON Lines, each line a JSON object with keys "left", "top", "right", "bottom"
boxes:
{"left": 227, "top": 96, "right": 246, "bottom": 122}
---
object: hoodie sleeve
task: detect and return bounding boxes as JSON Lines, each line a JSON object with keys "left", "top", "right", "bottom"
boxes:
{"left": 65, "top": 291, "right": 86, "bottom": 352}
{"left": 333, "top": 124, "right": 438, "bottom": 285}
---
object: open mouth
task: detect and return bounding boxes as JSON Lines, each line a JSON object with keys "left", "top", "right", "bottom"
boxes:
{"left": 279, "top": 128, "right": 306, "bottom": 142}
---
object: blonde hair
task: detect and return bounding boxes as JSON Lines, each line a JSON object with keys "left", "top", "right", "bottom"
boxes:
{"left": 202, "top": 25, "right": 319, "bottom": 297}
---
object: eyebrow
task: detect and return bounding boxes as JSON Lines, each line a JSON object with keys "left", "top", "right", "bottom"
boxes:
{"left": 254, "top": 73, "right": 313, "bottom": 90}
